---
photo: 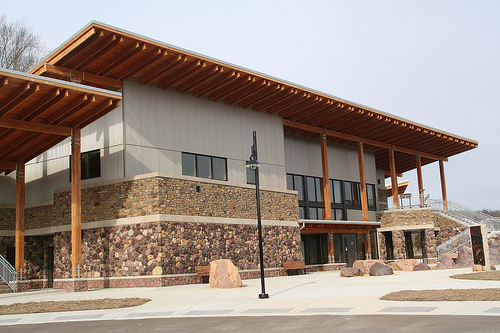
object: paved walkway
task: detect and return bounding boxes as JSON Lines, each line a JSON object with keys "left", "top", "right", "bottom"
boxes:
{"left": 0, "top": 266, "right": 499, "bottom": 327}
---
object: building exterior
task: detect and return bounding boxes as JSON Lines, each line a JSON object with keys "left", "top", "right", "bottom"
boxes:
{"left": 0, "top": 22, "right": 478, "bottom": 291}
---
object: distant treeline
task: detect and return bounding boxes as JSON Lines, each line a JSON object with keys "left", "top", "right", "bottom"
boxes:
{"left": 482, "top": 209, "right": 500, "bottom": 217}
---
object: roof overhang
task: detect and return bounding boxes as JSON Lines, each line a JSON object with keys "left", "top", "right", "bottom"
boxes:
{"left": 300, "top": 220, "right": 382, "bottom": 226}
{"left": 31, "top": 21, "right": 478, "bottom": 174}
{"left": 0, "top": 68, "right": 122, "bottom": 174}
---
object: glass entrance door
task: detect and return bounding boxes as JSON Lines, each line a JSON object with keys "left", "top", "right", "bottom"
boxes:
{"left": 342, "top": 234, "right": 357, "bottom": 266}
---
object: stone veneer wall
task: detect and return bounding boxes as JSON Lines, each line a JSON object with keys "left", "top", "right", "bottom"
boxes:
{"left": 0, "top": 208, "right": 15, "bottom": 230}
{"left": 376, "top": 208, "right": 434, "bottom": 227}
{"left": 378, "top": 232, "right": 387, "bottom": 261}
{"left": 391, "top": 230, "right": 406, "bottom": 260}
{"left": 3, "top": 176, "right": 298, "bottom": 230}
{"left": 0, "top": 175, "right": 302, "bottom": 290}
{"left": 432, "top": 213, "right": 468, "bottom": 246}
{"left": 51, "top": 221, "right": 301, "bottom": 279}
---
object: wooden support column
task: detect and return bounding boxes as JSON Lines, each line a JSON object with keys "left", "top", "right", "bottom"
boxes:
{"left": 439, "top": 160, "right": 448, "bottom": 211}
{"left": 71, "top": 126, "right": 82, "bottom": 278}
{"left": 389, "top": 149, "right": 399, "bottom": 208}
{"left": 365, "top": 232, "right": 372, "bottom": 260}
{"left": 15, "top": 162, "right": 25, "bottom": 279}
{"left": 416, "top": 155, "right": 424, "bottom": 205}
{"left": 357, "top": 142, "right": 369, "bottom": 221}
{"left": 320, "top": 132, "right": 332, "bottom": 220}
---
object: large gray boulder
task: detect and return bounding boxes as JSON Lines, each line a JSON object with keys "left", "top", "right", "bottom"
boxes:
{"left": 413, "top": 263, "right": 430, "bottom": 271}
{"left": 488, "top": 238, "right": 500, "bottom": 265}
{"left": 456, "top": 245, "right": 474, "bottom": 267}
{"left": 340, "top": 267, "right": 364, "bottom": 277}
{"left": 436, "top": 254, "right": 455, "bottom": 269}
{"left": 369, "top": 262, "right": 394, "bottom": 276}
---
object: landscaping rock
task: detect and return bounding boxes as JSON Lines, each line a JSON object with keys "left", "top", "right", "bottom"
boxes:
{"left": 395, "top": 259, "right": 420, "bottom": 271}
{"left": 488, "top": 238, "right": 500, "bottom": 265}
{"left": 369, "top": 262, "right": 393, "bottom": 276}
{"left": 413, "top": 263, "right": 430, "bottom": 271}
{"left": 388, "top": 261, "right": 404, "bottom": 271}
{"left": 437, "top": 254, "right": 455, "bottom": 269}
{"left": 209, "top": 259, "right": 242, "bottom": 289}
{"left": 340, "top": 267, "right": 363, "bottom": 277}
{"left": 456, "top": 245, "right": 474, "bottom": 267}
{"left": 473, "top": 264, "right": 483, "bottom": 272}
{"left": 353, "top": 260, "right": 382, "bottom": 275}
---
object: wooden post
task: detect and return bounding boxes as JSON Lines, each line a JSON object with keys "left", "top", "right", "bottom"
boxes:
{"left": 71, "top": 127, "right": 82, "bottom": 278}
{"left": 389, "top": 149, "right": 399, "bottom": 208}
{"left": 15, "top": 162, "right": 25, "bottom": 279}
{"left": 365, "top": 232, "right": 372, "bottom": 260}
{"left": 358, "top": 142, "right": 369, "bottom": 221}
{"left": 439, "top": 160, "right": 448, "bottom": 211}
{"left": 416, "top": 155, "right": 424, "bottom": 205}
{"left": 321, "top": 132, "right": 332, "bottom": 220}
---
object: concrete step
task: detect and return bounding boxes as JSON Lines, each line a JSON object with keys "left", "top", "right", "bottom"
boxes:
{"left": 0, "top": 280, "right": 14, "bottom": 293}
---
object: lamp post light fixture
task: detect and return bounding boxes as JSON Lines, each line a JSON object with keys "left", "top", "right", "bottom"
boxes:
{"left": 245, "top": 130, "right": 269, "bottom": 299}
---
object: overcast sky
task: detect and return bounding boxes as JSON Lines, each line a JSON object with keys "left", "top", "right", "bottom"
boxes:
{"left": 2, "top": 0, "right": 499, "bottom": 210}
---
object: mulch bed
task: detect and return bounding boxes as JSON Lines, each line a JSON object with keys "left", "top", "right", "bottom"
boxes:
{"left": 380, "top": 289, "right": 500, "bottom": 302}
{"left": 451, "top": 270, "right": 500, "bottom": 281}
{"left": 0, "top": 298, "right": 150, "bottom": 315}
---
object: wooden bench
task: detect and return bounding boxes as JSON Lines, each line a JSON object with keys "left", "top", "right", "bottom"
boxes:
{"left": 282, "top": 261, "right": 306, "bottom": 275}
{"left": 195, "top": 265, "right": 210, "bottom": 283}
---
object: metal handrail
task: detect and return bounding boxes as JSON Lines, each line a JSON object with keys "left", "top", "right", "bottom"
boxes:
{"left": 429, "top": 199, "right": 500, "bottom": 231}
{"left": 0, "top": 254, "right": 16, "bottom": 292}
{"left": 436, "top": 229, "right": 471, "bottom": 259}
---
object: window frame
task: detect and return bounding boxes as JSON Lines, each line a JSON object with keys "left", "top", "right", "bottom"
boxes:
{"left": 181, "top": 152, "right": 227, "bottom": 181}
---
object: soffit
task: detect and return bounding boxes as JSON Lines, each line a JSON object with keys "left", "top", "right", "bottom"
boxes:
{"left": 0, "top": 68, "right": 122, "bottom": 174}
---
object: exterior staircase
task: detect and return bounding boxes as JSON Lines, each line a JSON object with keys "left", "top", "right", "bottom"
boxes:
{"left": 0, "top": 279, "right": 13, "bottom": 294}
{"left": 0, "top": 254, "right": 16, "bottom": 293}
{"left": 430, "top": 200, "right": 500, "bottom": 259}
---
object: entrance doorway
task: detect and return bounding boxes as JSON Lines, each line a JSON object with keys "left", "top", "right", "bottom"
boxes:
{"left": 301, "top": 234, "right": 328, "bottom": 265}
{"left": 342, "top": 234, "right": 357, "bottom": 266}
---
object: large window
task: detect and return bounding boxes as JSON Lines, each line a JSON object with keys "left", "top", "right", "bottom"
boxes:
{"left": 288, "top": 173, "right": 376, "bottom": 220}
{"left": 69, "top": 149, "right": 101, "bottom": 181}
{"left": 182, "top": 152, "right": 227, "bottom": 181}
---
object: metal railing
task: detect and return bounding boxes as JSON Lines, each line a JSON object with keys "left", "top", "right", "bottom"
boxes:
{"left": 0, "top": 254, "right": 16, "bottom": 292}
{"left": 436, "top": 229, "right": 471, "bottom": 260}
{"left": 429, "top": 199, "right": 500, "bottom": 232}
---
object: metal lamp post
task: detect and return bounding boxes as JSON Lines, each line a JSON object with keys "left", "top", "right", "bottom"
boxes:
{"left": 245, "top": 130, "right": 269, "bottom": 299}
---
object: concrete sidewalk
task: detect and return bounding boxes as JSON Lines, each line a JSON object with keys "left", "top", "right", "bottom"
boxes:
{"left": 1, "top": 267, "right": 499, "bottom": 326}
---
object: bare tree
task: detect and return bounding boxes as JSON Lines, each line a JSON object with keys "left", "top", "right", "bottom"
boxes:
{"left": 0, "top": 15, "right": 46, "bottom": 72}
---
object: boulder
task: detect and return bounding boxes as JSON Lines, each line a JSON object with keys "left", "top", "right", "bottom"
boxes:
{"left": 209, "top": 259, "right": 242, "bottom": 289}
{"left": 488, "top": 238, "right": 500, "bottom": 265}
{"left": 437, "top": 254, "right": 455, "bottom": 269}
{"left": 388, "top": 261, "right": 404, "bottom": 271}
{"left": 369, "top": 262, "right": 394, "bottom": 276}
{"left": 413, "top": 263, "right": 430, "bottom": 271}
{"left": 395, "top": 259, "right": 420, "bottom": 271}
{"left": 340, "top": 267, "right": 364, "bottom": 277}
{"left": 456, "top": 245, "right": 474, "bottom": 267}
{"left": 353, "top": 260, "right": 383, "bottom": 275}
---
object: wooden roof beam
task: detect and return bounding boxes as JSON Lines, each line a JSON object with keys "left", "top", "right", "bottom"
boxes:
{"left": 158, "top": 61, "right": 205, "bottom": 89}
{"left": 267, "top": 92, "right": 310, "bottom": 115}
{"left": 226, "top": 80, "right": 271, "bottom": 106}
{"left": 177, "top": 65, "right": 222, "bottom": 94}
{"left": 80, "top": 99, "right": 120, "bottom": 128}
{"left": 44, "top": 94, "right": 93, "bottom": 125}
{"left": 141, "top": 55, "right": 185, "bottom": 85}
{"left": 33, "top": 28, "right": 98, "bottom": 74}
{"left": 0, "top": 83, "right": 40, "bottom": 117}
{"left": 384, "top": 170, "right": 403, "bottom": 177}
{"left": 279, "top": 96, "right": 323, "bottom": 118}
{"left": 41, "top": 64, "right": 122, "bottom": 89}
{"left": 283, "top": 119, "right": 447, "bottom": 161}
{"left": 0, "top": 118, "right": 71, "bottom": 136}
{"left": 207, "top": 75, "right": 253, "bottom": 101}
{"left": 195, "top": 71, "right": 242, "bottom": 99}
{"left": 74, "top": 34, "right": 123, "bottom": 70}
{"left": 254, "top": 87, "right": 297, "bottom": 112}
{"left": 99, "top": 42, "right": 147, "bottom": 76}
{"left": 0, "top": 77, "right": 7, "bottom": 88}
{"left": 121, "top": 48, "right": 166, "bottom": 80}
{"left": 239, "top": 84, "right": 284, "bottom": 109}
{"left": 0, "top": 161, "right": 16, "bottom": 170}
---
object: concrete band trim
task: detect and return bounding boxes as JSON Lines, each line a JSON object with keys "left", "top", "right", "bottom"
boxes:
{"left": 0, "top": 214, "right": 299, "bottom": 237}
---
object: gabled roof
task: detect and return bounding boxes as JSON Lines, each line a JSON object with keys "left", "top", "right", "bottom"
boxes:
{"left": 31, "top": 21, "right": 477, "bottom": 174}
{"left": 0, "top": 68, "right": 121, "bottom": 174}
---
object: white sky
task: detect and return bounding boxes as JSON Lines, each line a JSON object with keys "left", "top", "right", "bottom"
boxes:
{"left": 2, "top": 0, "right": 499, "bottom": 210}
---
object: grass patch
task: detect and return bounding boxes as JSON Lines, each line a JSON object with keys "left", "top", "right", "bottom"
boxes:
{"left": 0, "top": 298, "right": 150, "bottom": 315}
{"left": 380, "top": 289, "right": 500, "bottom": 301}
{"left": 451, "top": 270, "right": 500, "bottom": 281}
